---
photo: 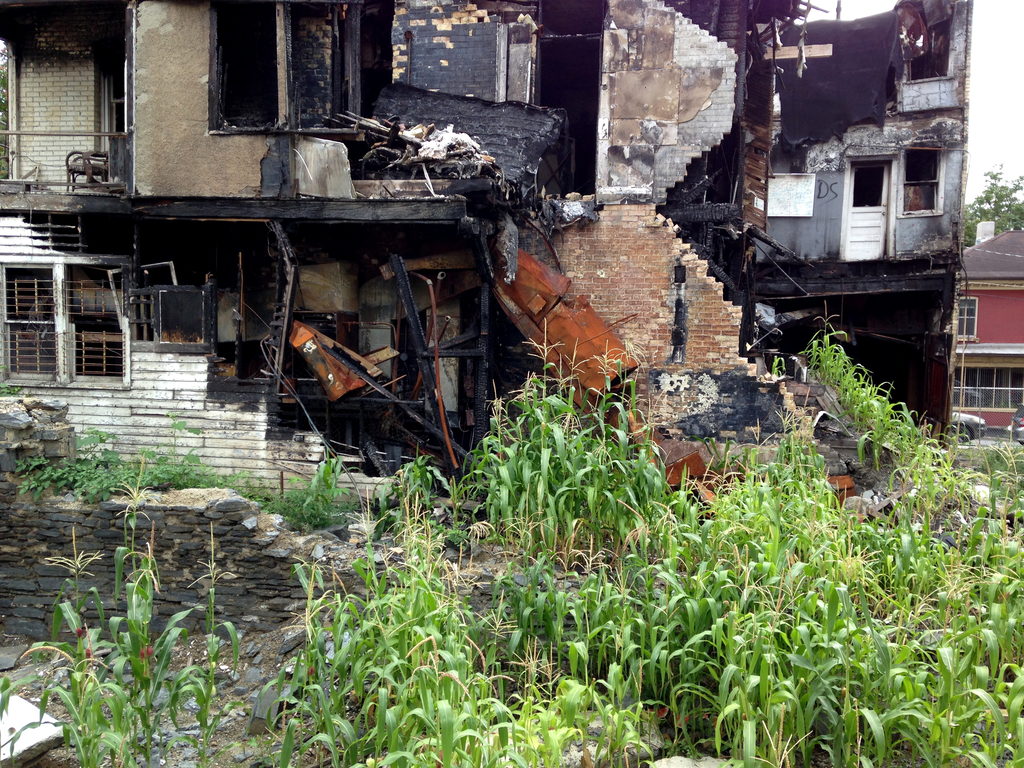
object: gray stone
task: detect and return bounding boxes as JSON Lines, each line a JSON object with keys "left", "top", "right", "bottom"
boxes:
{"left": 0, "top": 695, "right": 64, "bottom": 766}
{"left": 0, "top": 413, "right": 32, "bottom": 431}
{"left": 99, "top": 500, "right": 128, "bottom": 512}
{"left": 0, "top": 644, "right": 28, "bottom": 671}
{"left": 279, "top": 628, "right": 305, "bottom": 656}
{"left": 241, "top": 516, "right": 259, "bottom": 531}
{"left": 214, "top": 498, "right": 249, "bottom": 513}
{"left": 653, "top": 759, "right": 728, "bottom": 768}
{"left": 266, "top": 548, "right": 292, "bottom": 559}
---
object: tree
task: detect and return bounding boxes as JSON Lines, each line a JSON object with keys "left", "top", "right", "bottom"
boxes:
{"left": 964, "top": 166, "right": 1024, "bottom": 246}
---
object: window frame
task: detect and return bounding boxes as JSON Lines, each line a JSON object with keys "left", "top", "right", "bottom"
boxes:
{"left": 957, "top": 296, "right": 978, "bottom": 340}
{"left": 0, "top": 261, "right": 130, "bottom": 387}
{"left": 899, "top": 147, "right": 944, "bottom": 218}
{"left": 208, "top": 1, "right": 357, "bottom": 134}
{"left": 953, "top": 366, "right": 1024, "bottom": 411}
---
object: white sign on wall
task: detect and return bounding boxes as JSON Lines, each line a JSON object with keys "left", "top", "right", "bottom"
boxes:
{"left": 767, "top": 174, "right": 816, "bottom": 217}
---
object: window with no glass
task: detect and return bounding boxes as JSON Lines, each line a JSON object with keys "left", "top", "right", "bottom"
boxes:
{"left": 903, "top": 148, "right": 941, "bottom": 214}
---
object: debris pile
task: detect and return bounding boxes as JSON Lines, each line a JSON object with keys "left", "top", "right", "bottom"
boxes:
{"left": 334, "top": 112, "right": 507, "bottom": 187}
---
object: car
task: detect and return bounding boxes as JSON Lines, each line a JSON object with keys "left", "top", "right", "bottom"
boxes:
{"left": 951, "top": 411, "right": 986, "bottom": 442}
{"left": 1011, "top": 405, "right": 1024, "bottom": 444}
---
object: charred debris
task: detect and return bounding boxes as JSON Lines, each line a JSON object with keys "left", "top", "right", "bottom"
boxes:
{"left": 0, "top": 0, "right": 970, "bottom": 484}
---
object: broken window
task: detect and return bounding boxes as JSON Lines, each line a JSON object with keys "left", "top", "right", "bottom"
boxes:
{"left": 213, "top": 3, "right": 279, "bottom": 128}
{"left": 957, "top": 296, "right": 977, "bottom": 339}
{"left": 212, "top": 2, "right": 361, "bottom": 131}
{"left": 0, "top": 264, "right": 127, "bottom": 383}
{"left": 903, "top": 148, "right": 940, "bottom": 214}
{"left": 908, "top": 20, "right": 950, "bottom": 81}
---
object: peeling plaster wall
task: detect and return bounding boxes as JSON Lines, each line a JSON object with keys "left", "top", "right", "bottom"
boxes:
{"left": 769, "top": 118, "right": 966, "bottom": 261}
{"left": 597, "top": 0, "right": 737, "bottom": 204}
{"left": 133, "top": 1, "right": 265, "bottom": 197}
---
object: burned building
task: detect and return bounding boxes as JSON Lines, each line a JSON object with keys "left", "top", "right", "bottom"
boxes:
{"left": 0, "top": 0, "right": 962, "bottom": 483}
{"left": 753, "top": 0, "right": 971, "bottom": 425}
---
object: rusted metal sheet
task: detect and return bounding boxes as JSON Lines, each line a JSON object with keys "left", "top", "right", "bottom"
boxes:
{"left": 655, "top": 436, "right": 712, "bottom": 488}
{"left": 493, "top": 249, "right": 637, "bottom": 397}
{"left": 289, "top": 321, "right": 397, "bottom": 402}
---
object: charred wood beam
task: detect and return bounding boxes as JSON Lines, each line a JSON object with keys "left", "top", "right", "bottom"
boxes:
{"left": 675, "top": 171, "right": 721, "bottom": 206}
{"left": 133, "top": 198, "right": 468, "bottom": 223}
{"left": 473, "top": 285, "right": 492, "bottom": 449}
{"left": 746, "top": 224, "right": 805, "bottom": 263}
{"left": 755, "top": 274, "right": 950, "bottom": 298}
{"left": 703, "top": 254, "right": 739, "bottom": 295}
{"left": 0, "top": 192, "right": 131, "bottom": 215}
{"left": 388, "top": 252, "right": 463, "bottom": 471}
{"left": 269, "top": 221, "right": 298, "bottom": 382}
{"left": 662, "top": 203, "right": 741, "bottom": 224}
{"left": 320, "top": 337, "right": 467, "bottom": 460}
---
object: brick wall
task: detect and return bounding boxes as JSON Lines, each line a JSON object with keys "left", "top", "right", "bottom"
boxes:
{"left": 292, "top": 8, "right": 334, "bottom": 129}
{"left": 11, "top": 6, "right": 124, "bottom": 183}
{"left": 392, "top": 0, "right": 501, "bottom": 100}
{"left": 552, "top": 204, "right": 758, "bottom": 430}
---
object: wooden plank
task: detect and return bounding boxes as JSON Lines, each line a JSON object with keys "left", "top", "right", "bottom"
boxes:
{"left": 0, "top": 194, "right": 131, "bottom": 215}
{"left": 773, "top": 43, "right": 833, "bottom": 60}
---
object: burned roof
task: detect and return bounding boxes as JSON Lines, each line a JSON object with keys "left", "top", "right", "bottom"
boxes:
{"left": 373, "top": 84, "right": 565, "bottom": 189}
{"left": 777, "top": 11, "right": 903, "bottom": 146}
{"left": 964, "top": 231, "right": 1024, "bottom": 280}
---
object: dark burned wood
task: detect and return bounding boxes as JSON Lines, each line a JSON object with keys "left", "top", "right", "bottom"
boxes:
{"left": 0, "top": 192, "right": 131, "bottom": 215}
{"left": 756, "top": 274, "right": 950, "bottom": 298}
{"left": 663, "top": 203, "right": 741, "bottom": 224}
{"left": 747, "top": 224, "right": 802, "bottom": 262}
{"left": 133, "top": 198, "right": 468, "bottom": 222}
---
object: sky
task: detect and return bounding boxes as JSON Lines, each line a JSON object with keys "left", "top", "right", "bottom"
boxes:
{"left": 807, "top": 0, "right": 1012, "bottom": 202}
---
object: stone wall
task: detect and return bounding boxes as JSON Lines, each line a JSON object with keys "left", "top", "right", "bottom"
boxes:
{"left": 0, "top": 489, "right": 359, "bottom": 639}
{"left": 0, "top": 397, "right": 75, "bottom": 480}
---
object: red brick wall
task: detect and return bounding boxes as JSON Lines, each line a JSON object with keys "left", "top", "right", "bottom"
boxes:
{"left": 551, "top": 203, "right": 754, "bottom": 423}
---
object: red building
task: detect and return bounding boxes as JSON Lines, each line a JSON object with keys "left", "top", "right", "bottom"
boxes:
{"left": 955, "top": 231, "right": 1024, "bottom": 429}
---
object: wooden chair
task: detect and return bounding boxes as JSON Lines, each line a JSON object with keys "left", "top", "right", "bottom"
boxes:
{"left": 66, "top": 151, "right": 109, "bottom": 189}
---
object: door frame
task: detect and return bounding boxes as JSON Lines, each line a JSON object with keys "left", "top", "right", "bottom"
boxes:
{"left": 840, "top": 158, "right": 896, "bottom": 262}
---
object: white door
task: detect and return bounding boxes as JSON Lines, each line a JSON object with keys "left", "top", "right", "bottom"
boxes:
{"left": 843, "top": 163, "right": 890, "bottom": 261}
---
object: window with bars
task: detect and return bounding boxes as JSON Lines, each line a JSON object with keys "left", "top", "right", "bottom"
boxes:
{"left": 0, "top": 264, "right": 127, "bottom": 383}
{"left": 958, "top": 296, "right": 977, "bottom": 339}
{"left": 4, "top": 268, "right": 58, "bottom": 378}
{"left": 954, "top": 368, "right": 1024, "bottom": 410}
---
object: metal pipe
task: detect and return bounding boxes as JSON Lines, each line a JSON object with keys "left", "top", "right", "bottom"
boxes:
{"left": 411, "top": 271, "right": 460, "bottom": 470}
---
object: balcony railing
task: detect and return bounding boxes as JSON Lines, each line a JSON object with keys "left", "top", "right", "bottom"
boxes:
{"left": 0, "top": 131, "right": 130, "bottom": 194}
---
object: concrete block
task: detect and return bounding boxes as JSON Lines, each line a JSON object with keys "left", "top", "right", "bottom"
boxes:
{"left": 0, "top": 695, "right": 63, "bottom": 767}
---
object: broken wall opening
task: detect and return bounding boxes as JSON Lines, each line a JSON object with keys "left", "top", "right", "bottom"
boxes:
{"left": 537, "top": 0, "right": 602, "bottom": 195}
{"left": 135, "top": 221, "right": 276, "bottom": 372}
{"left": 264, "top": 223, "right": 491, "bottom": 476}
{"left": 756, "top": 291, "right": 951, "bottom": 421}
{"left": 214, "top": 3, "right": 279, "bottom": 128}
{"left": 361, "top": 0, "right": 395, "bottom": 115}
